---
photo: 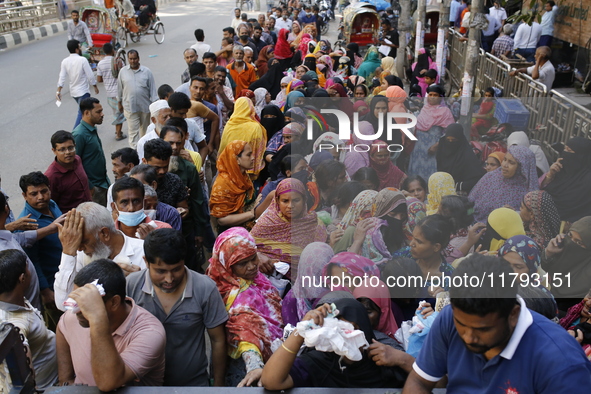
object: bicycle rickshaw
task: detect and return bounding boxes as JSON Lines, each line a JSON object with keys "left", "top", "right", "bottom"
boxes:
{"left": 340, "top": 3, "right": 380, "bottom": 54}
{"left": 116, "top": 4, "right": 165, "bottom": 48}
{"left": 80, "top": 6, "right": 126, "bottom": 70}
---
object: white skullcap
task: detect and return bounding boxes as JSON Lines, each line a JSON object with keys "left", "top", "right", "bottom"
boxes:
{"left": 149, "top": 99, "right": 169, "bottom": 117}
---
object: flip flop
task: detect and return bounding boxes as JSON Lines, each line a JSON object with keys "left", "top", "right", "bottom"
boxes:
{"left": 115, "top": 134, "right": 127, "bottom": 141}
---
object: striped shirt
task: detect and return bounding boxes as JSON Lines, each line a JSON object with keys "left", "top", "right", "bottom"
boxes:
{"left": 96, "top": 56, "right": 118, "bottom": 97}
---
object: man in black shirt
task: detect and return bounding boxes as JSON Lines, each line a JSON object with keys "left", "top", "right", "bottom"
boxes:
{"left": 380, "top": 19, "right": 399, "bottom": 58}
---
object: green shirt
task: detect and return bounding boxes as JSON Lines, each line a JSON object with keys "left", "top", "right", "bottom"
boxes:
{"left": 72, "top": 120, "right": 110, "bottom": 189}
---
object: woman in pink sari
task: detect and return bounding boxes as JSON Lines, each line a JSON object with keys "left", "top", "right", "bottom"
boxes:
{"left": 207, "top": 227, "right": 283, "bottom": 387}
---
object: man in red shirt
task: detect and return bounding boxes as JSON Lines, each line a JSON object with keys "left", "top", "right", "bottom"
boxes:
{"left": 226, "top": 45, "right": 257, "bottom": 97}
{"left": 45, "top": 130, "right": 92, "bottom": 213}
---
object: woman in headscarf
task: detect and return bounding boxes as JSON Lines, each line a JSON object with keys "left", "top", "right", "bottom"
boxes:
{"left": 284, "top": 106, "right": 306, "bottom": 125}
{"left": 322, "top": 252, "right": 381, "bottom": 292}
{"left": 253, "top": 88, "right": 268, "bottom": 118}
{"left": 303, "top": 54, "right": 317, "bottom": 74}
{"left": 249, "top": 58, "right": 284, "bottom": 100}
{"left": 357, "top": 46, "right": 382, "bottom": 80}
{"left": 255, "top": 45, "right": 274, "bottom": 78}
{"left": 369, "top": 140, "right": 407, "bottom": 190}
{"left": 543, "top": 217, "right": 591, "bottom": 309}
{"left": 485, "top": 151, "right": 505, "bottom": 172}
{"left": 219, "top": 97, "right": 267, "bottom": 177}
{"left": 288, "top": 20, "right": 302, "bottom": 42}
{"left": 363, "top": 96, "right": 389, "bottom": 135}
{"left": 207, "top": 227, "right": 283, "bottom": 387}
{"left": 274, "top": 28, "right": 294, "bottom": 69}
{"left": 343, "top": 121, "right": 375, "bottom": 177}
{"left": 284, "top": 90, "right": 305, "bottom": 112}
{"left": 559, "top": 288, "right": 591, "bottom": 360}
{"left": 237, "top": 88, "right": 255, "bottom": 101}
{"left": 507, "top": 131, "right": 550, "bottom": 175}
{"left": 309, "top": 131, "right": 346, "bottom": 162}
{"left": 261, "top": 299, "right": 408, "bottom": 389}
{"left": 469, "top": 145, "right": 538, "bottom": 223}
{"left": 408, "top": 85, "right": 455, "bottom": 182}
{"left": 347, "top": 75, "right": 366, "bottom": 96}
{"left": 354, "top": 280, "right": 400, "bottom": 339}
{"left": 251, "top": 178, "right": 327, "bottom": 279}
{"left": 335, "top": 189, "right": 410, "bottom": 264}
{"left": 260, "top": 104, "right": 286, "bottom": 141}
{"left": 403, "top": 197, "right": 427, "bottom": 243}
{"left": 317, "top": 55, "right": 336, "bottom": 78}
{"left": 346, "top": 42, "right": 364, "bottom": 69}
{"left": 542, "top": 137, "right": 591, "bottom": 223}
{"left": 478, "top": 207, "right": 526, "bottom": 253}
{"left": 381, "top": 56, "right": 398, "bottom": 77}
{"left": 325, "top": 78, "right": 355, "bottom": 114}
{"left": 338, "top": 190, "right": 379, "bottom": 232}
{"left": 425, "top": 172, "right": 456, "bottom": 215}
{"left": 520, "top": 190, "right": 561, "bottom": 249}
{"left": 437, "top": 194, "right": 483, "bottom": 263}
{"left": 499, "top": 235, "right": 542, "bottom": 277}
{"left": 210, "top": 141, "right": 272, "bottom": 233}
{"left": 265, "top": 122, "right": 305, "bottom": 162}
{"left": 470, "top": 87, "right": 497, "bottom": 139}
{"left": 385, "top": 86, "right": 410, "bottom": 147}
{"left": 282, "top": 242, "right": 335, "bottom": 325}
{"left": 436, "top": 123, "right": 486, "bottom": 194}
{"left": 294, "top": 34, "right": 313, "bottom": 57}
{"left": 410, "top": 48, "right": 437, "bottom": 95}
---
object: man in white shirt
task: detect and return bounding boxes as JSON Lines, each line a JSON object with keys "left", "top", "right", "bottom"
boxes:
{"left": 538, "top": 1, "right": 558, "bottom": 47}
{"left": 191, "top": 28, "right": 212, "bottom": 62}
{"left": 96, "top": 43, "right": 125, "bottom": 141}
{"left": 56, "top": 40, "right": 99, "bottom": 129}
{"left": 231, "top": 7, "right": 242, "bottom": 30}
{"left": 482, "top": 7, "right": 502, "bottom": 53}
{"left": 54, "top": 202, "right": 145, "bottom": 312}
{"left": 513, "top": 21, "right": 541, "bottom": 62}
{"left": 510, "top": 46, "right": 555, "bottom": 92}
{"left": 489, "top": 0, "right": 507, "bottom": 30}
{"left": 275, "top": 8, "right": 292, "bottom": 31}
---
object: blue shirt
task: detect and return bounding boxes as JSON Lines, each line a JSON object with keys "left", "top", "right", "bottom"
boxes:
{"left": 414, "top": 297, "right": 591, "bottom": 393}
{"left": 155, "top": 202, "right": 182, "bottom": 231}
{"left": 299, "top": 14, "right": 316, "bottom": 25}
{"left": 450, "top": 0, "right": 460, "bottom": 22}
{"left": 18, "top": 200, "right": 63, "bottom": 290}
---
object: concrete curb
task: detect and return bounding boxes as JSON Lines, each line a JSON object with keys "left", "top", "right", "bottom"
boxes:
{"left": 0, "top": 0, "right": 178, "bottom": 51}
{"left": 0, "top": 20, "right": 68, "bottom": 50}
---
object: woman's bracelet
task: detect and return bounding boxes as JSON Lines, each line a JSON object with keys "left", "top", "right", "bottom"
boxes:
{"left": 281, "top": 343, "right": 298, "bottom": 355}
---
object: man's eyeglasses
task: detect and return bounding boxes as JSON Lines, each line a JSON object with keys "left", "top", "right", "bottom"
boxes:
{"left": 56, "top": 146, "right": 76, "bottom": 153}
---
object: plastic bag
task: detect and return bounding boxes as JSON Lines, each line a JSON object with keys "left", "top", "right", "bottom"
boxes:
{"left": 295, "top": 304, "right": 369, "bottom": 361}
{"left": 394, "top": 320, "right": 413, "bottom": 351}
{"left": 406, "top": 301, "right": 439, "bottom": 358}
{"left": 266, "top": 262, "right": 291, "bottom": 297}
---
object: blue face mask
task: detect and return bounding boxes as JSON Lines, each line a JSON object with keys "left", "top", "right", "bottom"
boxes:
{"left": 117, "top": 207, "right": 146, "bottom": 227}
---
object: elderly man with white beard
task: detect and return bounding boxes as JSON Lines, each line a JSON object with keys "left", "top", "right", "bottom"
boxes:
{"left": 53, "top": 202, "right": 145, "bottom": 311}
{"left": 136, "top": 100, "right": 172, "bottom": 162}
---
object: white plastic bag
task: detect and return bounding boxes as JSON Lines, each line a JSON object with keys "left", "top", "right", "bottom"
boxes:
{"left": 295, "top": 313, "right": 369, "bottom": 361}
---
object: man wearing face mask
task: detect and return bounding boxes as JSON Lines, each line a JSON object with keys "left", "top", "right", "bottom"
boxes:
{"left": 54, "top": 202, "right": 146, "bottom": 312}
{"left": 235, "top": 23, "right": 258, "bottom": 60}
{"left": 111, "top": 177, "right": 172, "bottom": 241}
{"left": 275, "top": 8, "right": 292, "bottom": 31}
{"left": 298, "top": 6, "right": 316, "bottom": 26}
{"left": 141, "top": 184, "right": 181, "bottom": 231}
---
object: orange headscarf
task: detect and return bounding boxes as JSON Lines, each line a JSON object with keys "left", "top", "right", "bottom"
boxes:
{"left": 386, "top": 86, "right": 410, "bottom": 143}
{"left": 210, "top": 140, "right": 254, "bottom": 218}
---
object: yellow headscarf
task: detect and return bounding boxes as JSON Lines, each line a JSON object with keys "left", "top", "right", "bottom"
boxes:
{"left": 219, "top": 97, "right": 267, "bottom": 176}
{"left": 381, "top": 56, "right": 398, "bottom": 77}
{"left": 486, "top": 207, "right": 526, "bottom": 252}
{"left": 426, "top": 172, "right": 457, "bottom": 215}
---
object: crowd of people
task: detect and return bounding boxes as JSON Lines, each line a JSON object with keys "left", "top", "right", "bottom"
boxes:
{"left": 2, "top": 0, "right": 591, "bottom": 391}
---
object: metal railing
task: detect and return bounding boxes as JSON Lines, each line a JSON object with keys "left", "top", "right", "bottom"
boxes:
{"left": 446, "top": 29, "right": 591, "bottom": 150}
{"left": 0, "top": 0, "right": 93, "bottom": 34}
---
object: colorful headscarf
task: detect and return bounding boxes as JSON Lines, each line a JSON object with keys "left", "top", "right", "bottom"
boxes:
{"left": 343, "top": 121, "right": 375, "bottom": 177}
{"left": 219, "top": 97, "right": 267, "bottom": 176}
{"left": 469, "top": 145, "right": 538, "bottom": 223}
{"left": 357, "top": 46, "right": 381, "bottom": 80}
{"left": 483, "top": 207, "right": 526, "bottom": 252}
{"left": 369, "top": 140, "right": 407, "bottom": 190}
{"left": 206, "top": 227, "right": 283, "bottom": 361}
{"left": 237, "top": 89, "right": 255, "bottom": 99}
{"left": 522, "top": 190, "right": 561, "bottom": 249}
{"left": 274, "top": 28, "right": 293, "bottom": 60}
{"left": 292, "top": 242, "right": 335, "bottom": 320}
{"left": 498, "top": 235, "right": 542, "bottom": 275}
{"left": 321, "top": 252, "right": 380, "bottom": 292}
{"left": 385, "top": 86, "right": 409, "bottom": 126}
{"left": 488, "top": 151, "right": 506, "bottom": 166}
{"left": 426, "top": 172, "right": 457, "bottom": 215}
{"left": 250, "top": 178, "right": 326, "bottom": 278}
{"left": 317, "top": 55, "right": 336, "bottom": 78}
{"left": 281, "top": 122, "right": 304, "bottom": 136}
{"left": 284, "top": 90, "right": 305, "bottom": 111}
{"left": 253, "top": 87, "right": 268, "bottom": 117}
{"left": 338, "top": 190, "right": 378, "bottom": 231}
{"left": 381, "top": 56, "right": 397, "bottom": 77}
{"left": 404, "top": 197, "right": 427, "bottom": 242}
{"left": 353, "top": 280, "right": 399, "bottom": 338}
{"left": 415, "top": 89, "right": 455, "bottom": 131}
{"left": 210, "top": 140, "right": 254, "bottom": 218}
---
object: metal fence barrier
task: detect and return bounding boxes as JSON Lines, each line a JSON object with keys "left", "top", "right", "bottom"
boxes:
{"left": 447, "top": 29, "right": 591, "bottom": 150}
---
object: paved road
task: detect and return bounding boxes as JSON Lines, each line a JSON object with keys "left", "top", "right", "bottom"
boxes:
{"left": 0, "top": 0, "right": 338, "bottom": 214}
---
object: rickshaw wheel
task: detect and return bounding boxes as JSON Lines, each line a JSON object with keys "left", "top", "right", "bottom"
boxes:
{"left": 117, "top": 27, "right": 127, "bottom": 49}
{"left": 153, "top": 22, "right": 165, "bottom": 44}
{"left": 130, "top": 31, "right": 141, "bottom": 43}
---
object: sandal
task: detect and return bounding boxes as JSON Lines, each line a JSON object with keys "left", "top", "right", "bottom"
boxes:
{"left": 115, "top": 134, "right": 127, "bottom": 141}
